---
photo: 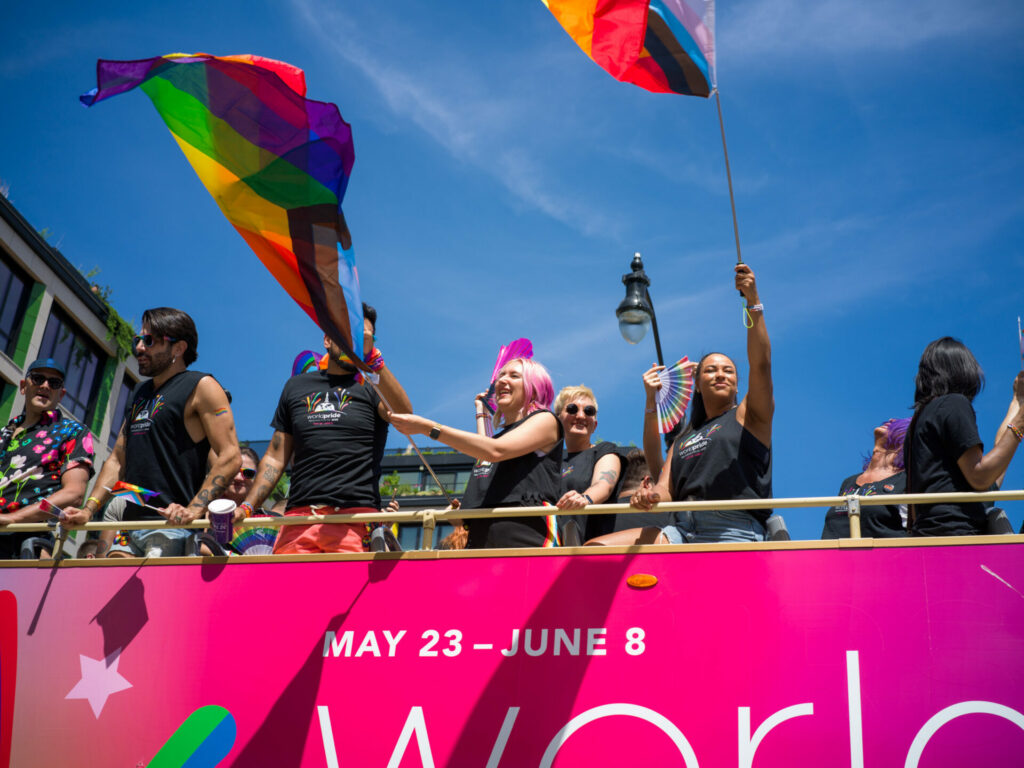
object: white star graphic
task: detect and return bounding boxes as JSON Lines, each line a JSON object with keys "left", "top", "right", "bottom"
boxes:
{"left": 65, "top": 648, "right": 133, "bottom": 718}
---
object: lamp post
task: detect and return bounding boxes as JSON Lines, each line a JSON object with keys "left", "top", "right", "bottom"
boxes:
{"left": 615, "top": 252, "right": 664, "bottom": 367}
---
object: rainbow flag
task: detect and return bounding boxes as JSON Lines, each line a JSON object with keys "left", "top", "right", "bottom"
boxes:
{"left": 543, "top": 0, "right": 715, "bottom": 97}
{"left": 108, "top": 481, "right": 161, "bottom": 506}
{"left": 81, "top": 53, "right": 364, "bottom": 358}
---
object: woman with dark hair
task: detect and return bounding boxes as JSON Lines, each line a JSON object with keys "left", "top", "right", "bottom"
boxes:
{"left": 589, "top": 263, "right": 773, "bottom": 545}
{"left": 389, "top": 358, "right": 563, "bottom": 548}
{"left": 906, "top": 337, "right": 1024, "bottom": 536}
{"left": 822, "top": 418, "right": 911, "bottom": 539}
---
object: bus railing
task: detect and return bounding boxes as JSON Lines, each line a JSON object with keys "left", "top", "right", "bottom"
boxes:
{"left": 4, "top": 488, "right": 1023, "bottom": 557}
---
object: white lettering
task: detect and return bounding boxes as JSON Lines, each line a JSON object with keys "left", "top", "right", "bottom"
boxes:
{"left": 356, "top": 631, "right": 381, "bottom": 657}
{"left": 387, "top": 706, "right": 435, "bottom": 768}
{"left": 539, "top": 703, "right": 698, "bottom": 768}
{"left": 500, "top": 629, "right": 520, "bottom": 657}
{"left": 847, "top": 650, "right": 864, "bottom": 768}
{"left": 738, "top": 703, "right": 813, "bottom": 768}
{"left": 484, "top": 707, "right": 520, "bottom": 768}
{"left": 323, "top": 631, "right": 353, "bottom": 658}
{"left": 317, "top": 705, "right": 340, "bottom": 768}
{"left": 525, "top": 629, "right": 548, "bottom": 657}
{"left": 554, "top": 628, "right": 580, "bottom": 656}
{"left": 587, "top": 628, "right": 607, "bottom": 656}
{"left": 905, "top": 701, "right": 1024, "bottom": 768}
{"left": 383, "top": 630, "right": 407, "bottom": 657}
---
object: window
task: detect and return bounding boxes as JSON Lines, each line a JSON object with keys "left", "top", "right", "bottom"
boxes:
{"left": 0, "top": 252, "right": 30, "bottom": 357}
{"left": 38, "top": 307, "right": 105, "bottom": 424}
{"left": 107, "top": 374, "right": 136, "bottom": 448}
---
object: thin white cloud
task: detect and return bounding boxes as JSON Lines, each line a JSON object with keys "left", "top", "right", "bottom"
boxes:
{"left": 289, "top": 0, "right": 623, "bottom": 238}
{"left": 725, "top": 0, "right": 1024, "bottom": 57}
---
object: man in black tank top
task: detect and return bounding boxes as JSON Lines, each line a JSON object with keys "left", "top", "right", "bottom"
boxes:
{"left": 238, "top": 303, "right": 413, "bottom": 554}
{"left": 64, "top": 308, "right": 241, "bottom": 556}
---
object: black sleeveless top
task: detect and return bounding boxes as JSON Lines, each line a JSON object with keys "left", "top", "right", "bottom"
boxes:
{"left": 561, "top": 441, "right": 624, "bottom": 539}
{"left": 669, "top": 407, "right": 772, "bottom": 524}
{"left": 124, "top": 370, "right": 211, "bottom": 516}
{"left": 462, "top": 410, "right": 563, "bottom": 548}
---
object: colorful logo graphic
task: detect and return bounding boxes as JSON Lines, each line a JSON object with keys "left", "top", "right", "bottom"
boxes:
{"left": 147, "top": 706, "right": 236, "bottom": 768}
{"left": 304, "top": 389, "right": 351, "bottom": 415}
{"left": 132, "top": 394, "right": 165, "bottom": 424}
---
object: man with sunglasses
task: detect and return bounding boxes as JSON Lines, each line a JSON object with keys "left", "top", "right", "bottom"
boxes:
{"left": 64, "top": 307, "right": 241, "bottom": 556}
{"left": 239, "top": 302, "right": 412, "bottom": 554}
{"left": 0, "top": 358, "right": 95, "bottom": 558}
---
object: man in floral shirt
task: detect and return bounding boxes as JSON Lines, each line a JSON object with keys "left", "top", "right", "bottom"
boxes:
{"left": 0, "top": 358, "right": 95, "bottom": 558}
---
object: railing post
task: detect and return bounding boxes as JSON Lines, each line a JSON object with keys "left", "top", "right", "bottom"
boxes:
{"left": 847, "top": 496, "right": 862, "bottom": 539}
{"left": 421, "top": 511, "right": 436, "bottom": 551}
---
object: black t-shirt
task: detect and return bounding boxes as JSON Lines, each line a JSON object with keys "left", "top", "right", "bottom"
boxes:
{"left": 561, "top": 441, "right": 624, "bottom": 540}
{"left": 669, "top": 407, "right": 772, "bottom": 524}
{"left": 124, "top": 370, "right": 211, "bottom": 516}
{"left": 271, "top": 371, "right": 387, "bottom": 510}
{"left": 908, "top": 394, "right": 984, "bottom": 536}
{"left": 821, "top": 471, "right": 907, "bottom": 539}
{"left": 462, "top": 410, "right": 563, "bottom": 548}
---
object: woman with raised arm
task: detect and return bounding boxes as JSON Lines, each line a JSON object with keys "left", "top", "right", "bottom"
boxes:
{"left": 821, "top": 418, "right": 910, "bottom": 539}
{"left": 389, "top": 358, "right": 563, "bottom": 548}
{"left": 588, "top": 263, "right": 773, "bottom": 545}
{"left": 905, "top": 337, "right": 1024, "bottom": 536}
{"left": 553, "top": 385, "right": 624, "bottom": 543}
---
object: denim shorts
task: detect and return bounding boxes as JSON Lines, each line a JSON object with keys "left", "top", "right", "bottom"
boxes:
{"left": 662, "top": 509, "right": 766, "bottom": 544}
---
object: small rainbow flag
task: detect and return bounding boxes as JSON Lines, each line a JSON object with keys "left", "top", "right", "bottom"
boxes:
{"left": 109, "top": 481, "right": 161, "bottom": 507}
{"left": 82, "top": 53, "right": 364, "bottom": 359}
{"left": 543, "top": 0, "right": 715, "bottom": 97}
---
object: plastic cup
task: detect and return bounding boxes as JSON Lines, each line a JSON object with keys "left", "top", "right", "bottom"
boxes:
{"left": 207, "top": 499, "right": 236, "bottom": 544}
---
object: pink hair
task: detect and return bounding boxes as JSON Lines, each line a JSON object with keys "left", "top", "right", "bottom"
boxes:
{"left": 496, "top": 357, "right": 554, "bottom": 426}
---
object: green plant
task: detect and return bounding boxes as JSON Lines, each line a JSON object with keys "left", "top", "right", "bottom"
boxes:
{"left": 81, "top": 267, "right": 137, "bottom": 361}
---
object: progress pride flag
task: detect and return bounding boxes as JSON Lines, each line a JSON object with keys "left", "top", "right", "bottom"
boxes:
{"left": 3, "top": 543, "right": 1024, "bottom": 766}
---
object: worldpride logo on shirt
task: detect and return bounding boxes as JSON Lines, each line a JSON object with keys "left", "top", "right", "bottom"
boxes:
{"left": 677, "top": 423, "right": 722, "bottom": 462}
{"left": 129, "top": 394, "right": 165, "bottom": 435}
{"left": 304, "top": 389, "right": 352, "bottom": 426}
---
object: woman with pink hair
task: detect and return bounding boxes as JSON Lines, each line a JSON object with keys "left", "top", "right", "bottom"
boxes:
{"left": 389, "top": 358, "right": 563, "bottom": 548}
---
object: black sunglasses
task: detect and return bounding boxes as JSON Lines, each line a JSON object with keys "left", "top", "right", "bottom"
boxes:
{"left": 240, "top": 467, "right": 257, "bottom": 479}
{"left": 132, "top": 334, "right": 178, "bottom": 349}
{"left": 28, "top": 372, "right": 64, "bottom": 389}
{"left": 565, "top": 403, "right": 597, "bottom": 417}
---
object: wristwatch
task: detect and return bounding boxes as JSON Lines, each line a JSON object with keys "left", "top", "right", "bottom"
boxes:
{"left": 429, "top": 424, "right": 441, "bottom": 440}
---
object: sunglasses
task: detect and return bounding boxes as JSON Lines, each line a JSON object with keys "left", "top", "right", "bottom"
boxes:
{"left": 132, "top": 334, "right": 178, "bottom": 349}
{"left": 28, "top": 372, "right": 64, "bottom": 389}
{"left": 240, "top": 467, "right": 257, "bottom": 479}
{"left": 565, "top": 403, "right": 597, "bottom": 417}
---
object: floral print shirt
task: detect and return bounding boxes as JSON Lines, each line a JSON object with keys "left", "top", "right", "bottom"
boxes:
{"left": 0, "top": 409, "right": 95, "bottom": 515}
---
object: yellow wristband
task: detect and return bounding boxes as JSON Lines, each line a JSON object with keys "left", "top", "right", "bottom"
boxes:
{"left": 86, "top": 496, "right": 101, "bottom": 510}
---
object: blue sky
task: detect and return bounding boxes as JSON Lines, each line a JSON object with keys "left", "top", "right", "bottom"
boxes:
{"left": 2, "top": 0, "right": 1023, "bottom": 539}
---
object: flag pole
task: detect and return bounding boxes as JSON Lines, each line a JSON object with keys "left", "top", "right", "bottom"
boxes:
{"left": 714, "top": 89, "right": 742, "bottom": 266}
{"left": 1018, "top": 316, "right": 1023, "bottom": 371}
{"left": 713, "top": 89, "right": 753, "bottom": 328}
{"left": 364, "top": 376, "right": 456, "bottom": 507}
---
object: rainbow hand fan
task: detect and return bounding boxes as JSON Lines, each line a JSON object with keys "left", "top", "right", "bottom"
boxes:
{"left": 229, "top": 526, "right": 279, "bottom": 555}
{"left": 657, "top": 356, "right": 695, "bottom": 434}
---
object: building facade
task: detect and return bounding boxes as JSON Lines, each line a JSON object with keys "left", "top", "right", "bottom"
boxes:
{"left": 0, "top": 194, "right": 140, "bottom": 465}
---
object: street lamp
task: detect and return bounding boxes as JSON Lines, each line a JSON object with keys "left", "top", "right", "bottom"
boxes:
{"left": 615, "top": 252, "right": 664, "bottom": 366}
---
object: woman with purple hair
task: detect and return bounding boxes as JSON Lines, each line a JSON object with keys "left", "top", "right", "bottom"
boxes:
{"left": 389, "top": 358, "right": 563, "bottom": 548}
{"left": 821, "top": 418, "right": 911, "bottom": 539}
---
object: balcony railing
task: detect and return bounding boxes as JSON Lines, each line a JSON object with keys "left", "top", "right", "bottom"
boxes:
{"left": 4, "top": 489, "right": 1023, "bottom": 562}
